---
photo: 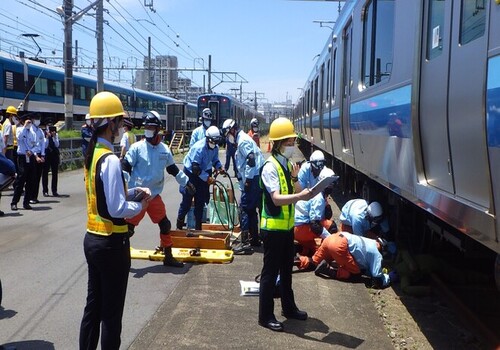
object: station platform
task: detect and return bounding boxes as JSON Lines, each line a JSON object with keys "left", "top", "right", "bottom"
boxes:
{"left": 128, "top": 242, "right": 393, "bottom": 350}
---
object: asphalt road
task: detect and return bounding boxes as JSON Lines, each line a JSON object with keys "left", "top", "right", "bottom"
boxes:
{"left": 0, "top": 168, "right": 189, "bottom": 349}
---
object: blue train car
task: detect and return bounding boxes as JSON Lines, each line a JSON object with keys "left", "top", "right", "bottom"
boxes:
{"left": 197, "top": 93, "right": 264, "bottom": 132}
{"left": 0, "top": 51, "right": 190, "bottom": 129}
{"left": 295, "top": 0, "right": 500, "bottom": 258}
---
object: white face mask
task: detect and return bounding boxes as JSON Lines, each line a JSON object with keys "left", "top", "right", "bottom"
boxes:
{"left": 203, "top": 119, "right": 211, "bottom": 128}
{"left": 117, "top": 125, "right": 124, "bottom": 140}
{"left": 252, "top": 127, "right": 258, "bottom": 132}
{"left": 144, "top": 129, "right": 156, "bottom": 139}
{"left": 34, "top": 120, "right": 40, "bottom": 127}
{"left": 282, "top": 145, "right": 295, "bottom": 159}
{"left": 227, "top": 134, "right": 235, "bottom": 145}
{"left": 208, "top": 141, "right": 216, "bottom": 149}
{"left": 13, "top": 117, "right": 19, "bottom": 125}
{"left": 85, "top": 119, "right": 91, "bottom": 126}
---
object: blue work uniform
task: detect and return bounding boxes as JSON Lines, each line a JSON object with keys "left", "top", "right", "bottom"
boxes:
{"left": 297, "top": 162, "right": 320, "bottom": 190}
{"left": 234, "top": 131, "right": 264, "bottom": 242}
{"left": 339, "top": 199, "right": 389, "bottom": 236}
{"left": 178, "top": 138, "right": 222, "bottom": 229}
{"left": 189, "top": 125, "right": 207, "bottom": 148}
{"left": 294, "top": 193, "right": 326, "bottom": 225}
{"left": 125, "top": 139, "right": 188, "bottom": 197}
{"left": 343, "top": 231, "right": 390, "bottom": 287}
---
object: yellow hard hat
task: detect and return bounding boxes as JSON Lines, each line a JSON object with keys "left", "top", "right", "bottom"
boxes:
{"left": 6, "top": 106, "right": 17, "bottom": 115}
{"left": 89, "top": 91, "right": 124, "bottom": 119}
{"left": 268, "top": 117, "right": 297, "bottom": 141}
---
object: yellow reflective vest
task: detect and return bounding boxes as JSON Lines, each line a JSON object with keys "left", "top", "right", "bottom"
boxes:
{"left": 85, "top": 143, "right": 128, "bottom": 236}
{"left": 260, "top": 155, "right": 295, "bottom": 231}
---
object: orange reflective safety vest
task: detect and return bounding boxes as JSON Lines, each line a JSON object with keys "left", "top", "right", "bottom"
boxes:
{"left": 85, "top": 143, "right": 128, "bottom": 236}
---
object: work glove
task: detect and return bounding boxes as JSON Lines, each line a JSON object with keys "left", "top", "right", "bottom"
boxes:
{"left": 185, "top": 182, "right": 196, "bottom": 195}
{"left": 207, "top": 177, "right": 216, "bottom": 185}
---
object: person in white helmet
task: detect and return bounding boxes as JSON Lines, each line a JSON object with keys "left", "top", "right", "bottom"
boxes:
{"left": 189, "top": 108, "right": 214, "bottom": 147}
{"left": 297, "top": 150, "right": 326, "bottom": 190}
{"left": 81, "top": 113, "right": 93, "bottom": 156}
{"left": 293, "top": 167, "right": 338, "bottom": 257}
{"left": 248, "top": 118, "right": 260, "bottom": 147}
{"left": 338, "top": 199, "right": 389, "bottom": 239}
{"left": 177, "top": 125, "right": 224, "bottom": 230}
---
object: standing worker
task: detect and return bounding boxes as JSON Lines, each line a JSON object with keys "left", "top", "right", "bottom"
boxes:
{"left": 119, "top": 120, "right": 136, "bottom": 159}
{"left": 29, "top": 114, "right": 46, "bottom": 204}
{"left": 297, "top": 150, "right": 326, "bottom": 190}
{"left": 221, "top": 119, "right": 264, "bottom": 253}
{"left": 81, "top": 113, "right": 93, "bottom": 156}
{"left": 247, "top": 117, "right": 260, "bottom": 147}
{"left": 79, "top": 91, "right": 151, "bottom": 350}
{"left": 177, "top": 126, "right": 224, "bottom": 231}
{"left": 189, "top": 108, "right": 214, "bottom": 147}
{"left": 224, "top": 134, "right": 238, "bottom": 178}
{"left": 121, "top": 111, "right": 195, "bottom": 268}
{"left": 258, "top": 117, "right": 314, "bottom": 332}
{"left": 2, "top": 106, "right": 18, "bottom": 162}
{"left": 11, "top": 114, "right": 37, "bottom": 210}
{"left": 42, "top": 123, "right": 61, "bottom": 197}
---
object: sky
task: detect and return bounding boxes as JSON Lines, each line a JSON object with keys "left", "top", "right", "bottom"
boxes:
{"left": 0, "top": 0, "right": 342, "bottom": 104}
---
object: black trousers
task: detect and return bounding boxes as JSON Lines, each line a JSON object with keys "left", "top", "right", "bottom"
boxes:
{"left": 42, "top": 151, "right": 60, "bottom": 194}
{"left": 11, "top": 154, "right": 35, "bottom": 206}
{"left": 258, "top": 228, "right": 298, "bottom": 323}
{"left": 31, "top": 154, "right": 44, "bottom": 200}
{"left": 79, "top": 232, "right": 131, "bottom": 350}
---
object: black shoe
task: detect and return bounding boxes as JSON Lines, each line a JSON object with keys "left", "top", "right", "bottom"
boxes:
{"left": 43, "top": 192, "right": 49, "bottom": 197}
{"left": 23, "top": 204, "right": 33, "bottom": 210}
{"left": 258, "top": 319, "right": 284, "bottom": 332}
{"left": 281, "top": 309, "right": 308, "bottom": 321}
{"left": 233, "top": 242, "right": 253, "bottom": 255}
{"left": 162, "top": 247, "right": 184, "bottom": 268}
{"left": 11, "top": 204, "right": 18, "bottom": 211}
{"left": 0, "top": 210, "right": 4, "bottom": 217}
{"left": 314, "top": 260, "right": 337, "bottom": 279}
{"left": 52, "top": 192, "right": 60, "bottom": 197}
{"left": 29, "top": 199, "right": 39, "bottom": 204}
{"left": 176, "top": 218, "right": 184, "bottom": 230}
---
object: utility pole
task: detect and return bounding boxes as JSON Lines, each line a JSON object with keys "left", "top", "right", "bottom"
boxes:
{"left": 60, "top": 0, "right": 103, "bottom": 129}
{"left": 148, "top": 37, "right": 152, "bottom": 91}
{"left": 63, "top": 0, "right": 74, "bottom": 129}
{"left": 96, "top": 0, "right": 104, "bottom": 92}
{"left": 208, "top": 54, "right": 212, "bottom": 93}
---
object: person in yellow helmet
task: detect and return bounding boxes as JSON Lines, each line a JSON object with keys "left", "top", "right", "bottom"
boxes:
{"left": 258, "top": 117, "right": 314, "bottom": 332}
{"left": 79, "top": 91, "right": 152, "bottom": 349}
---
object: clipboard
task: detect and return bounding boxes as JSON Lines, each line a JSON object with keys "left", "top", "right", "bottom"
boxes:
{"left": 309, "top": 175, "right": 339, "bottom": 197}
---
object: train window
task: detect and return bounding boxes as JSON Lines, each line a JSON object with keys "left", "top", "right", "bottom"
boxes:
{"left": 460, "top": 0, "right": 485, "bottom": 45}
{"left": 48, "top": 80, "right": 62, "bottom": 97}
{"left": 361, "top": 0, "right": 395, "bottom": 87}
{"left": 427, "top": 0, "right": 445, "bottom": 60}
{"left": 331, "top": 48, "right": 337, "bottom": 103}
{"left": 34, "top": 78, "right": 48, "bottom": 95}
{"left": 313, "top": 77, "right": 319, "bottom": 112}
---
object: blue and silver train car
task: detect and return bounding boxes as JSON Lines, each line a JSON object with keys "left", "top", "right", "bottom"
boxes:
{"left": 197, "top": 93, "right": 265, "bottom": 132}
{"left": 295, "top": 0, "right": 500, "bottom": 256}
{"left": 0, "top": 51, "right": 190, "bottom": 129}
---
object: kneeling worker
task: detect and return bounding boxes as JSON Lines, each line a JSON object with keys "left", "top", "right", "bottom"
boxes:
{"left": 297, "top": 231, "right": 391, "bottom": 289}
{"left": 339, "top": 199, "right": 389, "bottom": 239}
{"left": 294, "top": 167, "right": 338, "bottom": 257}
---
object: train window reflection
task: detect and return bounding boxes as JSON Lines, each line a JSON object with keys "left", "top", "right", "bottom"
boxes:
{"left": 460, "top": 0, "right": 485, "bottom": 45}
{"left": 361, "top": 0, "right": 394, "bottom": 88}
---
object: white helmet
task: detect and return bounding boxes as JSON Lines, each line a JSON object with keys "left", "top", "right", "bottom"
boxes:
{"left": 310, "top": 150, "right": 325, "bottom": 162}
{"left": 250, "top": 118, "right": 259, "bottom": 127}
{"left": 206, "top": 125, "right": 221, "bottom": 140}
{"left": 85, "top": 113, "right": 91, "bottom": 120}
{"left": 367, "top": 202, "right": 383, "bottom": 220}
{"left": 222, "top": 118, "right": 236, "bottom": 136}
{"left": 202, "top": 108, "right": 213, "bottom": 120}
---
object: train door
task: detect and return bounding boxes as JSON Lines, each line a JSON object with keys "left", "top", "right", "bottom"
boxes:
{"left": 340, "top": 20, "right": 354, "bottom": 156}
{"left": 419, "top": 0, "right": 490, "bottom": 207}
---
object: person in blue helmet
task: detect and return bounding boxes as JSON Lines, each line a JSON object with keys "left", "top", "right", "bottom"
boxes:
{"left": 177, "top": 125, "right": 225, "bottom": 230}
{"left": 221, "top": 118, "right": 264, "bottom": 253}
{"left": 189, "top": 108, "right": 214, "bottom": 147}
{"left": 121, "top": 111, "right": 195, "bottom": 268}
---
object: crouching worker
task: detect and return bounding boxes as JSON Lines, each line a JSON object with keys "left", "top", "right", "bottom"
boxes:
{"left": 121, "top": 111, "right": 195, "bottom": 268}
{"left": 294, "top": 167, "right": 338, "bottom": 256}
{"left": 297, "top": 231, "right": 391, "bottom": 289}
{"left": 339, "top": 199, "right": 389, "bottom": 240}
